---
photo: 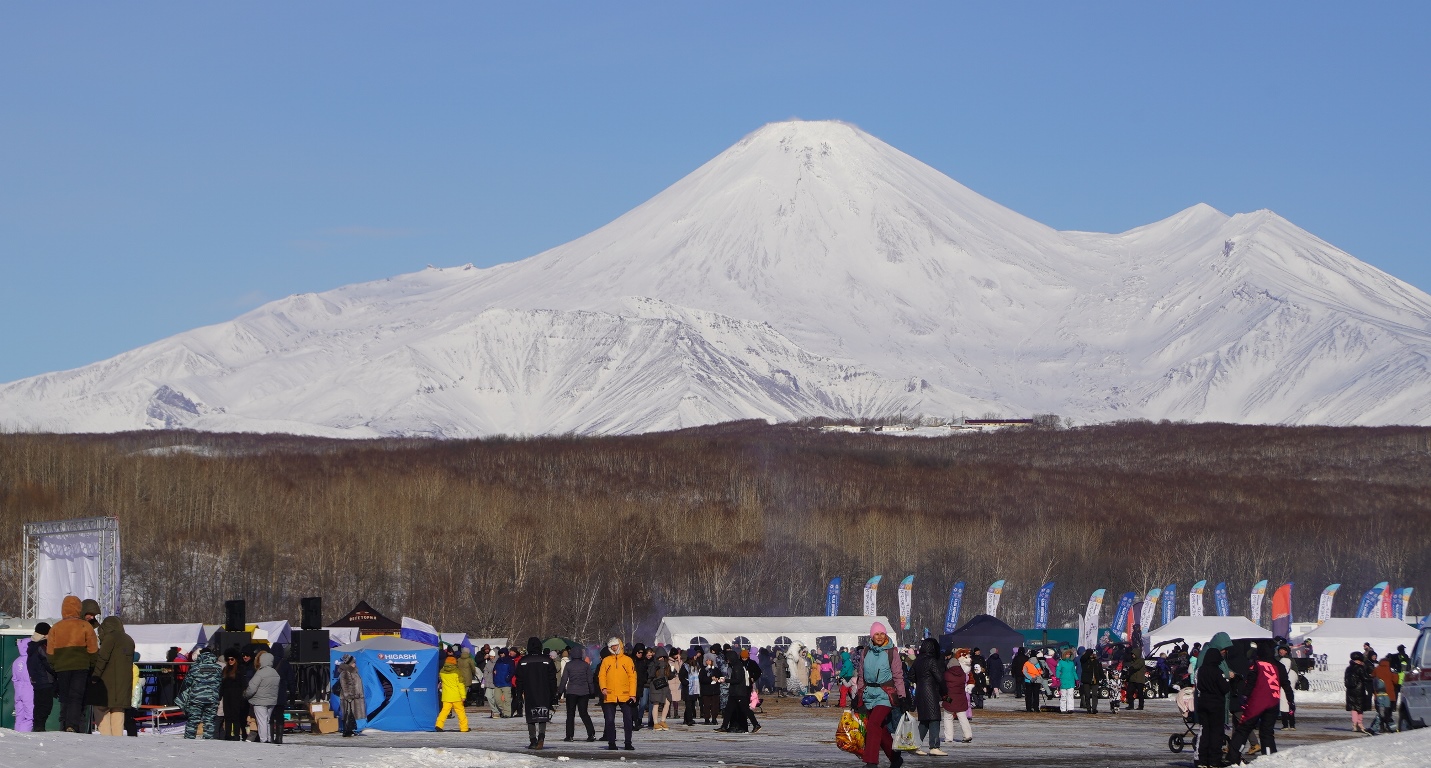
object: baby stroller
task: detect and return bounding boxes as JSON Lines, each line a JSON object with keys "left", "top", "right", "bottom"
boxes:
{"left": 1168, "top": 687, "right": 1199, "bottom": 753}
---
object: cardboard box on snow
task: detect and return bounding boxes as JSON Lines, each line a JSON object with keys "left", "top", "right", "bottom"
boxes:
{"left": 313, "top": 712, "right": 339, "bottom": 734}
{"left": 308, "top": 702, "right": 331, "bottom": 714}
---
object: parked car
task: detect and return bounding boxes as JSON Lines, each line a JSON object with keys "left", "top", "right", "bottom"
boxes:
{"left": 1401, "top": 627, "right": 1431, "bottom": 730}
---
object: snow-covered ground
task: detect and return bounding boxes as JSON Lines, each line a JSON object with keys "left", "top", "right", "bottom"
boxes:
{"left": 3, "top": 697, "right": 1414, "bottom": 768}
{"left": 1256, "top": 727, "right": 1431, "bottom": 768}
{"left": 0, "top": 727, "right": 596, "bottom": 768}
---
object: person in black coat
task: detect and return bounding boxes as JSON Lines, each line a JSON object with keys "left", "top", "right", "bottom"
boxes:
{"left": 719, "top": 649, "right": 750, "bottom": 733}
{"left": 698, "top": 654, "right": 721, "bottom": 724}
{"left": 1195, "top": 647, "right": 1232, "bottom": 768}
{"left": 1010, "top": 647, "right": 1028, "bottom": 698}
{"left": 1344, "top": 651, "right": 1374, "bottom": 734}
{"left": 268, "top": 644, "right": 291, "bottom": 744}
{"left": 516, "top": 637, "right": 558, "bottom": 749}
{"left": 913, "top": 638, "right": 948, "bottom": 754}
{"left": 237, "top": 645, "right": 257, "bottom": 740}
{"left": 987, "top": 648, "right": 1004, "bottom": 698}
{"left": 1078, "top": 649, "right": 1105, "bottom": 714}
{"left": 742, "top": 650, "right": 763, "bottom": 732}
{"left": 219, "top": 651, "right": 248, "bottom": 741}
{"left": 28, "top": 623, "right": 57, "bottom": 731}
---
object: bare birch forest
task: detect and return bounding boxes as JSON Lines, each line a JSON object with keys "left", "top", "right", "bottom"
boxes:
{"left": 1, "top": 422, "right": 1427, "bottom": 642}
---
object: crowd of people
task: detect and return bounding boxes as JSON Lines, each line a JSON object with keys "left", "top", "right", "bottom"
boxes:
{"left": 1341, "top": 641, "right": 1415, "bottom": 738}
{"left": 9, "top": 593, "right": 296, "bottom": 742}
{"left": 10, "top": 597, "right": 1421, "bottom": 767}
{"left": 11, "top": 595, "right": 146, "bottom": 736}
{"left": 432, "top": 636, "right": 771, "bottom": 750}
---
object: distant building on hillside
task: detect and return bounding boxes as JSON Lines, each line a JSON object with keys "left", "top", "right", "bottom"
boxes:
{"left": 959, "top": 418, "right": 1034, "bottom": 428}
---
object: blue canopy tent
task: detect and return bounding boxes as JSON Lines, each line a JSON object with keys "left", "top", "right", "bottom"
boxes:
{"left": 331, "top": 636, "right": 439, "bottom": 732}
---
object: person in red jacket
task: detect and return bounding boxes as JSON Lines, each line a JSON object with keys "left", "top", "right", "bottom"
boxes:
{"left": 1225, "top": 642, "right": 1281, "bottom": 764}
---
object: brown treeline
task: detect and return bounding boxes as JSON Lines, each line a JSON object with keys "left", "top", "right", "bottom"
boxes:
{"left": 1, "top": 421, "right": 1427, "bottom": 643}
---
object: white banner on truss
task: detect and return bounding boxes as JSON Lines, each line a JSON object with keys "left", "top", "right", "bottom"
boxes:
{"left": 35, "top": 531, "right": 106, "bottom": 619}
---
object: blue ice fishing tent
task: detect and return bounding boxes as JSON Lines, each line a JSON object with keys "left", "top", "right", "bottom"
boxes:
{"left": 331, "top": 636, "right": 440, "bottom": 732}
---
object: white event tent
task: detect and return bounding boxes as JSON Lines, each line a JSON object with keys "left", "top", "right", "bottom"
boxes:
{"left": 128, "top": 623, "right": 209, "bottom": 662}
{"left": 1148, "top": 616, "right": 1269, "bottom": 651}
{"left": 325, "top": 626, "right": 361, "bottom": 646}
{"left": 1293, "top": 618, "right": 1419, "bottom": 668}
{"left": 653, "top": 616, "right": 895, "bottom": 650}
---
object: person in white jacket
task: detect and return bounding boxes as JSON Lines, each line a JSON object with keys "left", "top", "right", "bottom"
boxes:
{"left": 243, "top": 652, "right": 280, "bottom": 743}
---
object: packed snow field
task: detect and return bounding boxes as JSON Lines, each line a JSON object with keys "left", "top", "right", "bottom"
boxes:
{"left": 4, "top": 699, "right": 1417, "bottom": 768}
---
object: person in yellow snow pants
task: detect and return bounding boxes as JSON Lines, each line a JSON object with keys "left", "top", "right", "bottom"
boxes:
{"left": 437, "top": 655, "right": 470, "bottom": 732}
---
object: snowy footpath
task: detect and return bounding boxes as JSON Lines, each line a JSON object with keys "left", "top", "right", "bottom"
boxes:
{"left": 0, "top": 728, "right": 597, "bottom": 768}
{"left": 1, "top": 699, "right": 1423, "bottom": 768}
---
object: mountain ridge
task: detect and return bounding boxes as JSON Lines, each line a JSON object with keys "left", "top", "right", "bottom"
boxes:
{"left": 3, "top": 119, "right": 1429, "bottom": 435}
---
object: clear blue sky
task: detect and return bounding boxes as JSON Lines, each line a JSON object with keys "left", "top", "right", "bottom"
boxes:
{"left": 3, "top": 2, "right": 1428, "bottom": 383}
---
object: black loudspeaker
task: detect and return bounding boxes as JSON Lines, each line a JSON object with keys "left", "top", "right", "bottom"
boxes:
{"left": 224, "top": 599, "right": 246, "bottom": 631}
{"left": 300, "top": 596, "right": 323, "bottom": 630}
{"left": 291, "top": 629, "right": 331, "bottom": 663}
{"left": 211, "top": 630, "right": 251, "bottom": 655}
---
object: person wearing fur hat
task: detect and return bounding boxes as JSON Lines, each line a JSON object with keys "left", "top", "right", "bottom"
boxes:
{"left": 942, "top": 648, "right": 974, "bottom": 745}
{"left": 698, "top": 652, "right": 721, "bottom": 724}
{"left": 334, "top": 654, "right": 365, "bottom": 737}
{"left": 436, "top": 653, "right": 470, "bottom": 732}
{"left": 1345, "top": 650, "right": 1374, "bottom": 734}
{"left": 854, "top": 621, "right": 907, "bottom": 768}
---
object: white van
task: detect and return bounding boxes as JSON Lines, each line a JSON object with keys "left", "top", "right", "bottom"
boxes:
{"left": 1403, "top": 627, "right": 1431, "bottom": 729}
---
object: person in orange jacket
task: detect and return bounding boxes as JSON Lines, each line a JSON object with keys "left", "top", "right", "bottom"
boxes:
{"left": 598, "top": 638, "right": 637, "bottom": 751}
{"left": 48, "top": 595, "right": 98, "bottom": 732}
{"left": 1022, "top": 654, "right": 1046, "bottom": 713}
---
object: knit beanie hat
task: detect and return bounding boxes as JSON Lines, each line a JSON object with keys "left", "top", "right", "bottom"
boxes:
{"left": 870, "top": 621, "right": 887, "bottom": 635}
{"left": 445, "top": 655, "right": 457, "bottom": 665}
{"left": 32, "top": 621, "right": 51, "bottom": 641}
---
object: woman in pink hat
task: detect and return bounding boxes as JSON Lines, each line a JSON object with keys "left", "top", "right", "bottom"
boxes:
{"left": 853, "top": 622, "right": 907, "bottom": 768}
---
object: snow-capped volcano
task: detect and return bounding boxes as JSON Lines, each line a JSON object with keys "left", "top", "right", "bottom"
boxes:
{"left": 4, "top": 120, "right": 1430, "bottom": 436}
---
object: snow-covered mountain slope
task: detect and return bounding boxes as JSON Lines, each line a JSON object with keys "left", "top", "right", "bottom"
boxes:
{"left": 3, "top": 120, "right": 1430, "bottom": 435}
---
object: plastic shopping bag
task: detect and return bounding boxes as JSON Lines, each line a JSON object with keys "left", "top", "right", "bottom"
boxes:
{"left": 893, "top": 711, "right": 920, "bottom": 751}
{"left": 836, "top": 709, "right": 866, "bottom": 756}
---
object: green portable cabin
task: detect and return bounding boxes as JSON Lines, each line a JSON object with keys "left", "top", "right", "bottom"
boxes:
{"left": 2, "top": 619, "right": 63, "bottom": 731}
{"left": 1017, "top": 628, "right": 1080, "bottom": 649}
